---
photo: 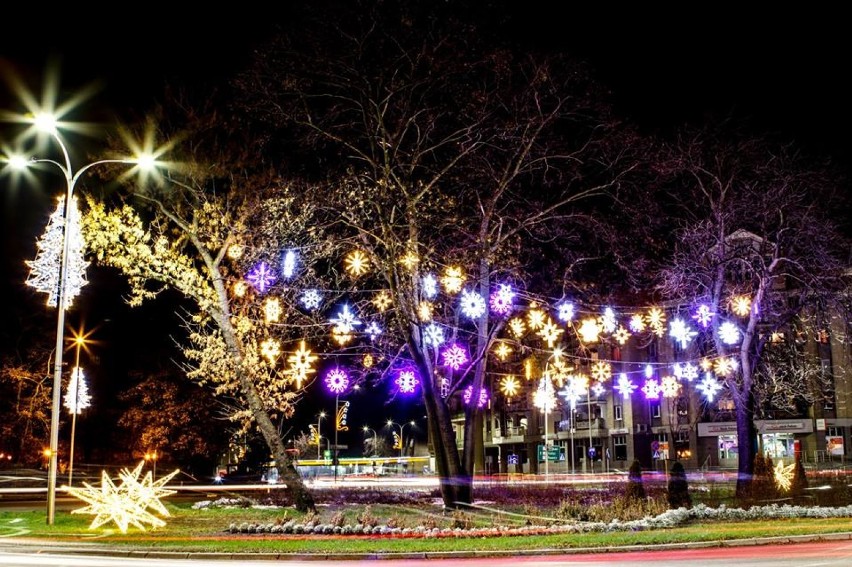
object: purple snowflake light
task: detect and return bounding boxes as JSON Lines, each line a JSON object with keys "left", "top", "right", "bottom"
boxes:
{"left": 395, "top": 369, "right": 420, "bottom": 394}
{"left": 247, "top": 262, "right": 277, "bottom": 293}
{"left": 324, "top": 368, "right": 350, "bottom": 394}
{"left": 489, "top": 284, "right": 515, "bottom": 316}
{"left": 442, "top": 343, "right": 469, "bottom": 370}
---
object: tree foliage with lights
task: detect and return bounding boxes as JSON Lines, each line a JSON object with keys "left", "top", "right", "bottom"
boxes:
{"left": 648, "top": 127, "right": 849, "bottom": 497}
{"left": 81, "top": 106, "right": 337, "bottom": 512}
{"left": 0, "top": 351, "right": 52, "bottom": 465}
{"left": 235, "top": 2, "right": 634, "bottom": 507}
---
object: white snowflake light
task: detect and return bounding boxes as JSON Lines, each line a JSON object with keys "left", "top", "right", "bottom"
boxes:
{"left": 629, "top": 314, "right": 646, "bottom": 333}
{"left": 591, "top": 381, "right": 606, "bottom": 397}
{"left": 577, "top": 318, "right": 601, "bottom": 343}
{"left": 669, "top": 317, "right": 698, "bottom": 349}
{"left": 395, "top": 370, "right": 419, "bottom": 394}
{"left": 459, "top": 289, "right": 486, "bottom": 319}
{"left": 591, "top": 361, "right": 612, "bottom": 382}
{"left": 718, "top": 321, "right": 741, "bottom": 345}
{"left": 64, "top": 367, "right": 92, "bottom": 414}
{"left": 697, "top": 373, "right": 723, "bottom": 401}
{"left": 681, "top": 362, "right": 699, "bottom": 382}
{"left": 660, "top": 375, "right": 681, "bottom": 398}
{"left": 463, "top": 385, "right": 489, "bottom": 408}
{"left": 422, "top": 273, "right": 438, "bottom": 299}
{"left": 538, "top": 320, "right": 564, "bottom": 347}
{"left": 533, "top": 376, "right": 557, "bottom": 413}
{"left": 600, "top": 307, "right": 617, "bottom": 334}
{"left": 365, "top": 321, "right": 383, "bottom": 341}
{"left": 330, "top": 304, "right": 362, "bottom": 333}
{"left": 642, "top": 378, "right": 661, "bottom": 400}
{"left": 613, "top": 325, "right": 631, "bottom": 345}
{"left": 301, "top": 289, "right": 322, "bottom": 311}
{"left": 693, "top": 304, "right": 715, "bottom": 328}
{"left": 423, "top": 323, "right": 445, "bottom": 347}
{"left": 556, "top": 302, "right": 575, "bottom": 322}
{"left": 614, "top": 373, "right": 638, "bottom": 399}
{"left": 26, "top": 195, "right": 89, "bottom": 308}
{"left": 281, "top": 249, "right": 297, "bottom": 279}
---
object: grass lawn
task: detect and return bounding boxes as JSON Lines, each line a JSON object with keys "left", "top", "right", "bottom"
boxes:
{"left": 2, "top": 479, "right": 852, "bottom": 555}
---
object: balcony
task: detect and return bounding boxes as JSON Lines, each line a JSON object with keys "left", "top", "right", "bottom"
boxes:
{"left": 492, "top": 426, "right": 526, "bottom": 444}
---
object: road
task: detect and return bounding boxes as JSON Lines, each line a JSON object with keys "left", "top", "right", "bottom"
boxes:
{"left": 0, "top": 541, "right": 851, "bottom": 566}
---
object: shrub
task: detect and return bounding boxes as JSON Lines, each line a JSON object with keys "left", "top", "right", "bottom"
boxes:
{"left": 750, "top": 453, "right": 778, "bottom": 503}
{"left": 625, "top": 460, "right": 646, "bottom": 502}
{"left": 329, "top": 511, "right": 346, "bottom": 528}
{"left": 790, "top": 458, "right": 808, "bottom": 496}
{"left": 357, "top": 505, "right": 379, "bottom": 527}
{"left": 667, "top": 461, "right": 692, "bottom": 509}
{"left": 451, "top": 509, "right": 473, "bottom": 529}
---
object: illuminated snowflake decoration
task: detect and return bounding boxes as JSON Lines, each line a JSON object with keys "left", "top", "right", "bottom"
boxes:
{"left": 264, "top": 297, "right": 282, "bottom": 324}
{"left": 577, "top": 318, "right": 601, "bottom": 343}
{"left": 642, "top": 378, "right": 661, "bottom": 400}
{"left": 460, "top": 289, "right": 486, "bottom": 319}
{"left": 629, "top": 314, "right": 646, "bottom": 333}
{"left": 693, "top": 304, "right": 715, "bottom": 328}
{"left": 399, "top": 251, "right": 419, "bottom": 270}
{"left": 67, "top": 461, "right": 178, "bottom": 533}
{"left": 365, "top": 321, "right": 383, "bottom": 341}
{"left": 324, "top": 368, "right": 350, "bottom": 394}
{"left": 614, "top": 373, "right": 638, "bottom": 399}
{"left": 590, "top": 361, "right": 612, "bottom": 382}
{"left": 372, "top": 290, "right": 393, "bottom": 312}
{"left": 600, "top": 307, "right": 617, "bottom": 334}
{"left": 301, "top": 289, "right": 322, "bottom": 311}
{"left": 661, "top": 376, "right": 681, "bottom": 398}
{"left": 681, "top": 362, "right": 700, "bottom": 382}
{"left": 527, "top": 307, "right": 547, "bottom": 331}
{"left": 362, "top": 353, "right": 375, "bottom": 368}
{"left": 441, "top": 266, "right": 464, "bottom": 294}
{"left": 500, "top": 375, "right": 520, "bottom": 398}
{"left": 714, "top": 357, "right": 738, "bottom": 376}
{"left": 442, "top": 343, "right": 469, "bottom": 370}
{"left": 718, "top": 321, "right": 741, "bottom": 344}
{"left": 330, "top": 304, "right": 362, "bottom": 333}
{"left": 418, "top": 301, "right": 434, "bottom": 322}
{"left": 645, "top": 364, "right": 655, "bottom": 379}
{"left": 697, "top": 373, "right": 723, "bottom": 401}
{"left": 493, "top": 342, "right": 512, "bottom": 361}
{"left": 489, "top": 284, "right": 515, "bottom": 316}
{"left": 64, "top": 367, "right": 92, "bottom": 415}
{"left": 591, "top": 381, "right": 606, "bottom": 397}
{"left": 508, "top": 317, "right": 526, "bottom": 338}
{"left": 422, "top": 273, "right": 438, "bottom": 299}
{"left": 538, "top": 320, "right": 564, "bottom": 348}
{"left": 281, "top": 249, "right": 297, "bottom": 279}
{"left": 395, "top": 369, "right": 419, "bottom": 394}
{"left": 259, "top": 338, "right": 281, "bottom": 363}
{"left": 423, "top": 323, "right": 445, "bottom": 347}
{"left": 613, "top": 325, "right": 631, "bottom": 345}
{"left": 559, "top": 381, "right": 583, "bottom": 409}
{"left": 233, "top": 281, "right": 248, "bottom": 298}
{"left": 286, "top": 341, "right": 318, "bottom": 389}
{"left": 533, "top": 376, "right": 557, "bottom": 413}
{"left": 463, "top": 385, "right": 489, "bottom": 408}
{"left": 345, "top": 250, "right": 369, "bottom": 276}
{"left": 246, "top": 262, "right": 276, "bottom": 293}
{"left": 774, "top": 461, "right": 795, "bottom": 492}
{"left": 646, "top": 307, "right": 667, "bottom": 337}
{"left": 700, "top": 358, "right": 713, "bottom": 372}
{"left": 731, "top": 295, "right": 752, "bottom": 317}
{"left": 227, "top": 244, "right": 243, "bottom": 259}
{"left": 669, "top": 317, "right": 698, "bottom": 349}
{"left": 556, "top": 302, "right": 575, "bottom": 322}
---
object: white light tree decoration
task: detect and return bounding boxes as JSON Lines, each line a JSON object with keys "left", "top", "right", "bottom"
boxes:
{"left": 63, "top": 367, "right": 92, "bottom": 414}
{"left": 533, "top": 374, "right": 558, "bottom": 476}
{"left": 26, "top": 195, "right": 89, "bottom": 308}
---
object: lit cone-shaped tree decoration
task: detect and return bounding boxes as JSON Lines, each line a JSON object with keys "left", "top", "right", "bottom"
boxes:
{"left": 26, "top": 196, "right": 89, "bottom": 308}
{"left": 63, "top": 367, "right": 92, "bottom": 414}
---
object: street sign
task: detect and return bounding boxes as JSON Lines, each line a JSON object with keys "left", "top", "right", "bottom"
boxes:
{"left": 508, "top": 453, "right": 519, "bottom": 465}
{"left": 537, "top": 444, "right": 561, "bottom": 462}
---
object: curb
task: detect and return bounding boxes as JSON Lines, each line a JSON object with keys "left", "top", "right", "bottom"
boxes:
{"left": 2, "top": 532, "right": 852, "bottom": 561}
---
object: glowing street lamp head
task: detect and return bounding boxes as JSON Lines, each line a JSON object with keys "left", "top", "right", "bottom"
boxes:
{"left": 7, "top": 154, "right": 30, "bottom": 170}
{"left": 133, "top": 152, "right": 158, "bottom": 171}
{"left": 34, "top": 112, "right": 59, "bottom": 134}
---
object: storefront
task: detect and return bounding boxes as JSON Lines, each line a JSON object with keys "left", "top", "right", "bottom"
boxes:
{"left": 698, "top": 419, "right": 814, "bottom": 467}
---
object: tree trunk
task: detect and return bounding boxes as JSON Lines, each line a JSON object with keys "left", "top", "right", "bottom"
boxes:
{"left": 734, "top": 389, "right": 756, "bottom": 499}
{"left": 422, "top": 375, "right": 471, "bottom": 508}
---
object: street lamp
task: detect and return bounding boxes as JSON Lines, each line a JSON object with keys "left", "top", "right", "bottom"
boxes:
{"left": 362, "top": 426, "right": 377, "bottom": 456}
{"left": 65, "top": 329, "right": 93, "bottom": 486}
{"left": 5, "top": 111, "right": 159, "bottom": 524}
{"left": 316, "top": 412, "right": 326, "bottom": 459}
{"left": 386, "top": 419, "right": 416, "bottom": 459}
{"left": 144, "top": 450, "right": 158, "bottom": 479}
{"left": 533, "top": 372, "right": 557, "bottom": 478}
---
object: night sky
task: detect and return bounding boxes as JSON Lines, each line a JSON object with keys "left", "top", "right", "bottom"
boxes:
{"left": 1, "top": 4, "right": 849, "bottom": 460}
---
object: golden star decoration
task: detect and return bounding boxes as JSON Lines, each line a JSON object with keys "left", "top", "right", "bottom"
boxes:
{"left": 774, "top": 460, "right": 795, "bottom": 492}
{"left": 66, "top": 461, "right": 179, "bottom": 533}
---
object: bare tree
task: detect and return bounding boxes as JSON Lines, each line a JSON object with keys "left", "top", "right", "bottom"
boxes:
{"left": 234, "top": 3, "right": 631, "bottom": 507}
{"left": 654, "top": 125, "right": 849, "bottom": 497}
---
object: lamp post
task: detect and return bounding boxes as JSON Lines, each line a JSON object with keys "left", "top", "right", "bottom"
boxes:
{"left": 362, "top": 426, "right": 376, "bottom": 456}
{"left": 5, "top": 113, "right": 158, "bottom": 525}
{"left": 534, "top": 371, "right": 557, "bottom": 478}
{"left": 386, "top": 419, "right": 415, "bottom": 459}
{"left": 144, "top": 450, "right": 158, "bottom": 479}
{"left": 66, "top": 332, "right": 92, "bottom": 486}
{"left": 316, "top": 412, "right": 326, "bottom": 460}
